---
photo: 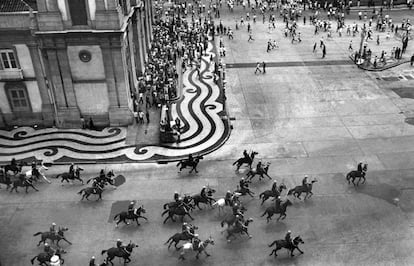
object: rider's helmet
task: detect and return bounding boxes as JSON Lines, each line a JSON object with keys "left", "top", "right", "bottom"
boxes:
{"left": 44, "top": 242, "right": 49, "bottom": 246}
{"left": 52, "top": 222, "right": 56, "bottom": 226}
{"left": 227, "top": 190, "right": 231, "bottom": 193}
{"left": 277, "top": 196, "right": 281, "bottom": 199}
{"left": 130, "top": 201, "right": 134, "bottom": 205}
{"left": 236, "top": 215, "right": 240, "bottom": 218}
{"left": 178, "top": 197, "right": 183, "bottom": 201}
{"left": 241, "top": 177, "right": 244, "bottom": 180}
{"left": 183, "top": 222, "right": 187, "bottom": 225}
{"left": 287, "top": 230, "right": 291, "bottom": 233}
{"left": 305, "top": 175, "right": 308, "bottom": 178}
{"left": 203, "top": 186, "right": 206, "bottom": 188}
{"left": 273, "top": 180, "right": 277, "bottom": 183}
{"left": 194, "top": 234, "right": 199, "bottom": 237}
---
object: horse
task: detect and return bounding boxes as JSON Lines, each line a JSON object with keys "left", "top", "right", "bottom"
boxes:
{"left": 287, "top": 180, "right": 318, "bottom": 200}
{"left": 25, "top": 164, "right": 51, "bottom": 184}
{"left": 192, "top": 187, "right": 216, "bottom": 209}
{"left": 30, "top": 248, "right": 65, "bottom": 266}
{"left": 234, "top": 185, "right": 254, "bottom": 197}
{"left": 220, "top": 209, "right": 248, "bottom": 228}
{"left": 176, "top": 156, "right": 203, "bottom": 173}
{"left": 101, "top": 242, "right": 138, "bottom": 266}
{"left": 4, "top": 161, "right": 26, "bottom": 175}
{"left": 162, "top": 205, "right": 195, "bottom": 224}
{"left": 78, "top": 185, "right": 104, "bottom": 201}
{"left": 86, "top": 170, "right": 115, "bottom": 186}
{"left": 246, "top": 162, "right": 272, "bottom": 181}
{"left": 163, "top": 195, "right": 193, "bottom": 210}
{"left": 0, "top": 170, "right": 11, "bottom": 189}
{"left": 178, "top": 236, "right": 215, "bottom": 260}
{"left": 259, "top": 184, "right": 287, "bottom": 205}
{"left": 346, "top": 164, "right": 368, "bottom": 186}
{"left": 260, "top": 200, "right": 293, "bottom": 222}
{"left": 269, "top": 236, "right": 305, "bottom": 257}
{"left": 164, "top": 225, "right": 198, "bottom": 250}
{"left": 233, "top": 151, "right": 258, "bottom": 170}
{"left": 224, "top": 218, "right": 254, "bottom": 242}
{"left": 33, "top": 227, "right": 72, "bottom": 247}
{"left": 113, "top": 206, "right": 148, "bottom": 227}
{"left": 55, "top": 172, "right": 84, "bottom": 185}
{"left": 9, "top": 175, "right": 38, "bottom": 193}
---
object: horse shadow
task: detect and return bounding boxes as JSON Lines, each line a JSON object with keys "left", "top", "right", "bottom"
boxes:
{"left": 263, "top": 221, "right": 287, "bottom": 233}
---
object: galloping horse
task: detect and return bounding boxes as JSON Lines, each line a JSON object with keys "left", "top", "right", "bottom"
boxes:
{"left": 192, "top": 187, "right": 216, "bottom": 209}
{"left": 177, "top": 156, "right": 204, "bottom": 173}
{"left": 234, "top": 185, "right": 254, "bottom": 197}
{"left": 4, "top": 161, "right": 25, "bottom": 175}
{"left": 164, "top": 224, "right": 198, "bottom": 250}
{"left": 269, "top": 236, "right": 305, "bottom": 257}
{"left": 163, "top": 195, "right": 193, "bottom": 210}
{"left": 55, "top": 172, "right": 84, "bottom": 185}
{"left": 259, "top": 183, "right": 287, "bottom": 205}
{"left": 26, "top": 164, "right": 51, "bottom": 184}
{"left": 246, "top": 162, "right": 272, "bottom": 181}
{"left": 162, "top": 205, "right": 195, "bottom": 224}
{"left": 287, "top": 180, "right": 317, "bottom": 200}
{"left": 178, "top": 236, "right": 215, "bottom": 260}
{"left": 113, "top": 206, "right": 148, "bottom": 227}
{"left": 86, "top": 170, "right": 115, "bottom": 186}
{"left": 346, "top": 164, "right": 368, "bottom": 186}
{"left": 78, "top": 184, "right": 104, "bottom": 201}
{"left": 224, "top": 218, "right": 254, "bottom": 242}
{"left": 30, "top": 247, "right": 65, "bottom": 266}
{"left": 9, "top": 175, "right": 38, "bottom": 193}
{"left": 33, "top": 227, "right": 72, "bottom": 247}
{"left": 101, "top": 242, "right": 138, "bottom": 266}
{"left": 261, "top": 200, "right": 293, "bottom": 222}
{"left": 233, "top": 151, "right": 258, "bottom": 171}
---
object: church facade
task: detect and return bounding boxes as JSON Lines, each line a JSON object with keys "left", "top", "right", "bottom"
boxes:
{"left": 0, "top": 0, "right": 153, "bottom": 128}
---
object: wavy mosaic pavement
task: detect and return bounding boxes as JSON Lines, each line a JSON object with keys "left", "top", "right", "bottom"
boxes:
{"left": 0, "top": 41, "right": 230, "bottom": 164}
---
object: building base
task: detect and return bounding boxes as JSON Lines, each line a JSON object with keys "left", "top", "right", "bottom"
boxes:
{"left": 109, "top": 107, "right": 133, "bottom": 127}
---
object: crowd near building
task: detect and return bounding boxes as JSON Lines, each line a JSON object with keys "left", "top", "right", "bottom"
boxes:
{"left": 0, "top": 0, "right": 153, "bottom": 129}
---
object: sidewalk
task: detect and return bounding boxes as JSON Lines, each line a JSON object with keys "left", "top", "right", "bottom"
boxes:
{"left": 350, "top": 52, "right": 411, "bottom": 71}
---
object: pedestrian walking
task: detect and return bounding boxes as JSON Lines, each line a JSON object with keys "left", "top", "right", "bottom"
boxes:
{"left": 349, "top": 40, "right": 353, "bottom": 50}
{"left": 138, "top": 110, "right": 144, "bottom": 124}
{"left": 262, "top": 61, "right": 266, "bottom": 74}
{"left": 313, "top": 42, "right": 317, "bottom": 53}
{"left": 146, "top": 111, "right": 150, "bottom": 123}
{"left": 376, "top": 35, "right": 380, "bottom": 45}
{"left": 134, "top": 110, "right": 139, "bottom": 124}
{"left": 248, "top": 32, "right": 255, "bottom": 42}
{"left": 254, "top": 62, "right": 262, "bottom": 74}
{"left": 411, "top": 54, "right": 414, "bottom": 66}
{"left": 322, "top": 45, "right": 326, "bottom": 58}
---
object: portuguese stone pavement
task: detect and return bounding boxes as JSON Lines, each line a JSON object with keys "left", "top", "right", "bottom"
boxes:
{"left": 0, "top": 41, "right": 229, "bottom": 164}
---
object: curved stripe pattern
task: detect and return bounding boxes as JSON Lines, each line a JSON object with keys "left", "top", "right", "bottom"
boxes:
{"left": 0, "top": 40, "right": 230, "bottom": 163}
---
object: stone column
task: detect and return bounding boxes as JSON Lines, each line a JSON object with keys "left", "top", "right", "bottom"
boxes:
{"left": 132, "top": 15, "right": 143, "bottom": 76}
{"left": 27, "top": 42, "right": 54, "bottom": 126}
{"left": 46, "top": 0, "right": 59, "bottom": 11}
{"left": 95, "top": 0, "right": 106, "bottom": 10}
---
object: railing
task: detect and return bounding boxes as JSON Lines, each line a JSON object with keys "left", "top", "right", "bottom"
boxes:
{"left": 0, "top": 69, "right": 24, "bottom": 81}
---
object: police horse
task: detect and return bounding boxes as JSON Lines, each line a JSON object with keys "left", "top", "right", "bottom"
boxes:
{"left": 101, "top": 241, "right": 138, "bottom": 266}
{"left": 164, "top": 224, "right": 198, "bottom": 250}
{"left": 246, "top": 162, "right": 272, "bottom": 181}
{"left": 259, "top": 183, "right": 287, "bottom": 205}
{"left": 78, "top": 183, "right": 104, "bottom": 201}
{"left": 346, "top": 163, "right": 368, "bottom": 186}
{"left": 55, "top": 171, "right": 84, "bottom": 185}
{"left": 33, "top": 227, "right": 72, "bottom": 247}
{"left": 287, "top": 179, "right": 318, "bottom": 200}
{"left": 224, "top": 218, "right": 254, "bottom": 242}
{"left": 178, "top": 236, "right": 215, "bottom": 260}
{"left": 192, "top": 187, "right": 216, "bottom": 209}
{"left": 269, "top": 235, "right": 305, "bottom": 257}
{"left": 176, "top": 156, "right": 204, "bottom": 173}
{"left": 261, "top": 200, "right": 293, "bottom": 222}
{"left": 113, "top": 205, "right": 148, "bottom": 227}
{"left": 233, "top": 151, "right": 258, "bottom": 171}
{"left": 26, "top": 163, "right": 51, "bottom": 184}
{"left": 30, "top": 247, "right": 65, "bottom": 266}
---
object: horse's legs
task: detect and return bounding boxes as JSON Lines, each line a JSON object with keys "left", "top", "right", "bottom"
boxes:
{"left": 186, "top": 213, "right": 194, "bottom": 220}
{"left": 163, "top": 215, "right": 171, "bottom": 224}
{"left": 62, "top": 237, "right": 72, "bottom": 245}
{"left": 361, "top": 176, "right": 366, "bottom": 184}
{"left": 294, "top": 246, "right": 304, "bottom": 254}
{"left": 135, "top": 218, "right": 141, "bottom": 226}
{"left": 30, "top": 184, "right": 39, "bottom": 192}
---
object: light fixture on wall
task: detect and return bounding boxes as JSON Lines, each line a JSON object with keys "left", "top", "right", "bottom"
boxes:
{"left": 79, "top": 50, "right": 92, "bottom": 62}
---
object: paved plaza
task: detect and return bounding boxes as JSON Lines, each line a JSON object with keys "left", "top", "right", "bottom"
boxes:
{"left": 1, "top": 3, "right": 414, "bottom": 266}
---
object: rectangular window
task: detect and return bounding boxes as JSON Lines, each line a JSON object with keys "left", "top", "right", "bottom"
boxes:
{"left": 8, "top": 87, "right": 30, "bottom": 112}
{"left": 68, "top": 0, "right": 88, "bottom": 25}
{"left": 0, "top": 50, "right": 18, "bottom": 69}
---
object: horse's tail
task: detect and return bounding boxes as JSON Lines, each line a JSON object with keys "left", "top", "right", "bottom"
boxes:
{"left": 176, "top": 161, "right": 181, "bottom": 167}
{"left": 30, "top": 255, "right": 37, "bottom": 264}
{"left": 346, "top": 172, "right": 352, "bottom": 180}
{"left": 259, "top": 192, "right": 264, "bottom": 199}
{"left": 55, "top": 174, "right": 61, "bottom": 179}
{"left": 163, "top": 203, "right": 169, "bottom": 210}
{"left": 161, "top": 209, "right": 169, "bottom": 217}
{"left": 101, "top": 250, "right": 107, "bottom": 255}
{"left": 113, "top": 214, "right": 119, "bottom": 221}
{"left": 287, "top": 189, "right": 294, "bottom": 195}
{"left": 77, "top": 189, "right": 84, "bottom": 195}
{"left": 33, "top": 232, "right": 42, "bottom": 236}
{"left": 164, "top": 236, "right": 173, "bottom": 245}
{"left": 260, "top": 210, "right": 267, "bottom": 217}
{"left": 86, "top": 178, "right": 92, "bottom": 184}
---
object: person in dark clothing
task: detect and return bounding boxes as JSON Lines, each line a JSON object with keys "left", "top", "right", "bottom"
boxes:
{"left": 262, "top": 61, "right": 266, "bottom": 74}
{"left": 146, "top": 111, "right": 150, "bottom": 123}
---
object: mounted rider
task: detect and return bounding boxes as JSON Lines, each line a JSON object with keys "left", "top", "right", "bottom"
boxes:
{"left": 235, "top": 214, "right": 247, "bottom": 231}
{"left": 357, "top": 162, "right": 366, "bottom": 177}
{"left": 232, "top": 203, "right": 244, "bottom": 218}
{"left": 91, "top": 179, "right": 104, "bottom": 193}
{"left": 44, "top": 242, "right": 56, "bottom": 257}
{"left": 174, "top": 191, "right": 180, "bottom": 202}
{"left": 256, "top": 161, "right": 263, "bottom": 173}
{"left": 10, "top": 158, "right": 17, "bottom": 168}
{"left": 271, "top": 180, "right": 278, "bottom": 194}
{"left": 74, "top": 165, "right": 84, "bottom": 179}
{"left": 69, "top": 163, "right": 75, "bottom": 177}
{"left": 200, "top": 186, "right": 208, "bottom": 200}
{"left": 192, "top": 234, "right": 201, "bottom": 250}
{"left": 285, "top": 230, "right": 293, "bottom": 248}
{"left": 275, "top": 196, "right": 282, "bottom": 210}
{"left": 50, "top": 222, "right": 57, "bottom": 236}
{"left": 99, "top": 169, "right": 105, "bottom": 179}
{"left": 182, "top": 222, "right": 195, "bottom": 238}
{"left": 243, "top": 150, "right": 249, "bottom": 160}
{"left": 187, "top": 154, "right": 194, "bottom": 164}
{"left": 302, "top": 175, "right": 309, "bottom": 189}
{"left": 225, "top": 190, "right": 232, "bottom": 206}
{"left": 116, "top": 239, "right": 128, "bottom": 255}
{"left": 239, "top": 178, "right": 248, "bottom": 190}
{"left": 31, "top": 161, "right": 40, "bottom": 179}
{"left": 128, "top": 201, "right": 137, "bottom": 216}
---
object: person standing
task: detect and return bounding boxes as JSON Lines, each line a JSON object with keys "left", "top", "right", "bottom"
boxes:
{"left": 262, "top": 61, "right": 266, "bottom": 74}
{"left": 322, "top": 45, "right": 326, "bottom": 58}
{"left": 248, "top": 31, "right": 255, "bottom": 42}
{"left": 146, "top": 111, "right": 150, "bottom": 124}
{"left": 411, "top": 54, "right": 414, "bottom": 66}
